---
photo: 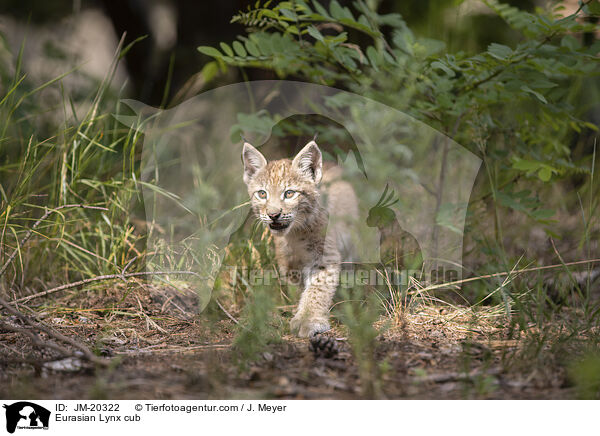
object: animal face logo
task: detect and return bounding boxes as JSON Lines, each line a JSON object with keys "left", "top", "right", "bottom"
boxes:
{"left": 3, "top": 402, "right": 50, "bottom": 433}
{"left": 115, "top": 80, "right": 481, "bottom": 308}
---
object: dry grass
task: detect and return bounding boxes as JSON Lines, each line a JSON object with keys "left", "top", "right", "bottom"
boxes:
{"left": 0, "top": 281, "right": 584, "bottom": 399}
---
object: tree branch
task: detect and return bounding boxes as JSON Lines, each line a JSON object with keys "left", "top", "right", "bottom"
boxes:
{"left": 13, "top": 270, "right": 204, "bottom": 304}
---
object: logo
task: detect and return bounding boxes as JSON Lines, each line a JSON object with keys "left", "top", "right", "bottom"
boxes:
{"left": 115, "top": 80, "right": 481, "bottom": 306}
{"left": 3, "top": 402, "right": 50, "bottom": 434}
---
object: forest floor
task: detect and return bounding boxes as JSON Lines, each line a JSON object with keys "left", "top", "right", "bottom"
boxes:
{"left": 0, "top": 282, "right": 586, "bottom": 400}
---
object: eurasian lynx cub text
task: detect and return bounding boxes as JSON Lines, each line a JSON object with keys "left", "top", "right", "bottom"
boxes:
{"left": 242, "top": 140, "right": 358, "bottom": 337}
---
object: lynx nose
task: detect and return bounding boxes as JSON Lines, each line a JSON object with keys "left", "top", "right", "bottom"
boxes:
{"left": 268, "top": 211, "right": 281, "bottom": 221}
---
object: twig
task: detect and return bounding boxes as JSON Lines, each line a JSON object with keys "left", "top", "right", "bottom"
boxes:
{"left": 415, "top": 366, "right": 502, "bottom": 384}
{"left": 121, "top": 255, "right": 139, "bottom": 276}
{"left": 419, "top": 182, "right": 437, "bottom": 197}
{"left": 458, "top": 27, "right": 563, "bottom": 95}
{"left": 214, "top": 298, "right": 252, "bottom": 332}
{"left": 113, "top": 343, "right": 232, "bottom": 356}
{"left": 140, "top": 311, "right": 168, "bottom": 333}
{"left": 276, "top": 304, "right": 298, "bottom": 310}
{"left": 0, "top": 341, "right": 26, "bottom": 358}
{"left": 422, "top": 258, "right": 600, "bottom": 293}
{"left": 215, "top": 298, "right": 239, "bottom": 324}
{"left": 0, "top": 300, "right": 107, "bottom": 366}
{"left": 14, "top": 270, "right": 204, "bottom": 304}
{"left": 0, "top": 320, "right": 73, "bottom": 357}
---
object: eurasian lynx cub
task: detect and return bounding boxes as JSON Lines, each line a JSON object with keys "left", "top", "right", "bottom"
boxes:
{"left": 242, "top": 140, "right": 358, "bottom": 337}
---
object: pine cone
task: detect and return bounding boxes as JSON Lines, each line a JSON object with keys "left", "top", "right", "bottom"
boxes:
{"left": 309, "top": 333, "right": 339, "bottom": 358}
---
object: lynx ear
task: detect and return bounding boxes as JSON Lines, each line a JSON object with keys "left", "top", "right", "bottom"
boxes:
{"left": 242, "top": 142, "right": 267, "bottom": 184}
{"left": 292, "top": 140, "right": 322, "bottom": 184}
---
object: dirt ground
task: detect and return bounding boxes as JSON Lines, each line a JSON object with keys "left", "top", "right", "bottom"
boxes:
{"left": 0, "top": 282, "right": 580, "bottom": 400}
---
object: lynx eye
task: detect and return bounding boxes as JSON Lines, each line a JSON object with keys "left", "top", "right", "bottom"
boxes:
{"left": 255, "top": 190, "right": 267, "bottom": 200}
{"left": 283, "top": 189, "right": 297, "bottom": 200}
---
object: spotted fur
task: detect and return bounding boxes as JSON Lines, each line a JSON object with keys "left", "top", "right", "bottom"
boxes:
{"left": 242, "top": 140, "right": 358, "bottom": 337}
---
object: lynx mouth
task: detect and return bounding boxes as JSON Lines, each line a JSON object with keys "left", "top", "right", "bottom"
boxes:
{"left": 269, "top": 222, "right": 290, "bottom": 231}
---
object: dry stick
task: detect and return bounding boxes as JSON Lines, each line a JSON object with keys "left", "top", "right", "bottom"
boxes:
{"left": 215, "top": 298, "right": 239, "bottom": 325}
{"left": 16, "top": 258, "right": 597, "bottom": 306}
{"left": 416, "top": 367, "right": 502, "bottom": 384}
{"left": 0, "top": 340, "right": 25, "bottom": 359}
{"left": 14, "top": 270, "right": 241, "bottom": 332}
{"left": 0, "top": 295, "right": 106, "bottom": 365}
{"left": 0, "top": 319, "right": 73, "bottom": 357}
{"left": 121, "top": 255, "right": 140, "bottom": 276}
{"left": 422, "top": 258, "right": 600, "bottom": 293}
{"left": 14, "top": 270, "right": 204, "bottom": 304}
{"left": 114, "top": 343, "right": 232, "bottom": 356}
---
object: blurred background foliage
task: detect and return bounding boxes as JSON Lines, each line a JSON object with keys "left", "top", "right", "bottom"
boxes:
{"left": 0, "top": 0, "right": 599, "bottom": 394}
{"left": 4, "top": 0, "right": 595, "bottom": 104}
{"left": 194, "top": 0, "right": 599, "bottom": 289}
{"left": 0, "top": 0, "right": 597, "bottom": 294}
{"left": 0, "top": 0, "right": 598, "bottom": 308}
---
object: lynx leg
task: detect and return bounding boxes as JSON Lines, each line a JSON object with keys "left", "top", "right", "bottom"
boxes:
{"left": 290, "top": 263, "right": 340, "bottom": 337}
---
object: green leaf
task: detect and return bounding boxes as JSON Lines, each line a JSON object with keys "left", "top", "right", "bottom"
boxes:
{"left": 219, "top": 42, "right": 234, "bottom": 57}
{"left": 334, "top": 50, "right": 357, "bottom": 70}
{"left": 431, "top": 61, "right": 455, "bottom": 77}
{"left": 339, "top": 18, "right": 372, "bottom": 34}
{"left": 538, "top": 167, "right": 552, "bottom": 181}
{"left": 587, "top": 0, "right": 600, "bottom": 16}
{"left": 366, "top": 46, "right": 380, "bottom": 71}
{"left": 279, "top": 8, "right": 296, "bottom": 20}
{"left": 245, "top": 40, "right": 261, "bottom": 57}
{"left": 261, "top": 9, "right": 278, "bottom": 19}
{"left": 520, "top": 85, "right": 548, "bottom": 104}
{"left": 358, "top": 14, "right": 371, "bottom": 28}
{"left": 330, "top": 0, "right": 350, "bottom": 20}
{"left": 199, "top": 60, "right": 220, "bottom": 83}
{"left": 119, "top": 35, "right": 148, "bottom": 59}
{"left": 512, "top": 158, "right": 539, "bottom": 171}
{"left": 487, "top": 43, "right": 513, "bottom": 60}
{"left": 270, "top": 33, "right": 286, "bottom": 53}
{"left": 531, "top": 208, "right": 555, "bottom": 219}
{"left": 307, "top": 25, "right": 324, "bottom": 42}
{"left": 232, "top": 41, "right": 247, "bottom": 57}
{"left": 561, "top": 35, "right": 581, "bottom": 51}
{"left": 312, "top": 1, "right": 331, "bottom": 18}
{"left": 197, "top": 46, "right": 223, "bottom": 58}
{"left": 497, "top": 191, "right": 527, "bottom": 212}
{"left": 327, "top": 32, "right": 348, "bottom": 45}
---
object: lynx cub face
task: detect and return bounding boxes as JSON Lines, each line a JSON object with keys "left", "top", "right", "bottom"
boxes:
{"left": 242, "top": 140, "right": 354, "bottom": 337}
{"left": 242, "top": 141, "right": 322, "bottom": 237}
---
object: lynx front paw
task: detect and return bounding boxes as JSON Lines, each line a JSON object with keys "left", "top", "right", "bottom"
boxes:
{"left": 290, "top": 314, "right": 330, "bottom": 338}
